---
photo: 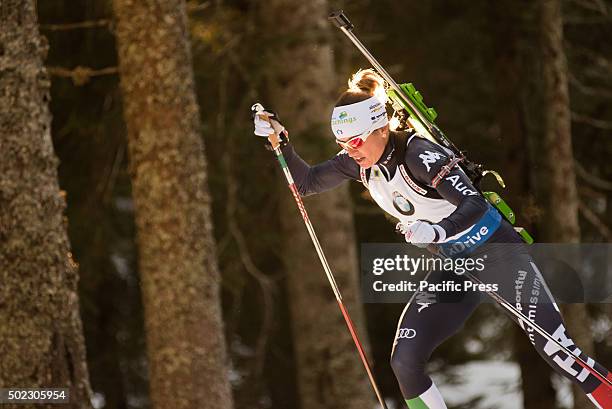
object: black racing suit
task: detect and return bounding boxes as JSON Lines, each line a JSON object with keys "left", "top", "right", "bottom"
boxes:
{"left": 280, "top": 130, "right": 611, "bottom": 407}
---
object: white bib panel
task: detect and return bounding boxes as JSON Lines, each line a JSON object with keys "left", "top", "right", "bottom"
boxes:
{"left": 364, "top": 164, "right": 474, "bottom": 243}
{"left": 366, "top": 164, "right": 453, "bottom": 223}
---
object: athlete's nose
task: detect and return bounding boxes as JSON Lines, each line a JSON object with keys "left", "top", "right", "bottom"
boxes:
{"left": 347, "top": 146, "right": 361, "bottom": 157}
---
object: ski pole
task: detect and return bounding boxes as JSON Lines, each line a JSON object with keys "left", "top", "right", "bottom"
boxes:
{"left": 425, "top": 244, "right": 611, "bottom": 387}
{"left": 251, "top": 104, "right": 389, "bottom": 409}
{"left": 463, "top": 270, "right": 612, "bottom": 388}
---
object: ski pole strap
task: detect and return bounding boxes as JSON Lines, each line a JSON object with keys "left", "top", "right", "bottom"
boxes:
{"left": 437, "top": 205, "right": 502, "bottom": 258}
{"left": 431, "top": 155, "right": 464, "bottom": 188}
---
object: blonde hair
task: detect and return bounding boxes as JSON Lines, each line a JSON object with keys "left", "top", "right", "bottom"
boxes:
{"left": 335, "top": 68, "right": 387, "bottom": 107}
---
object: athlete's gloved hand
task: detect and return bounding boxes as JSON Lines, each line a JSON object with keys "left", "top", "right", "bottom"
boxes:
{"left": 396, "top": 220, "right": 446, "bottom": 248}
{"left": 251, "top": 103, "right": 289, "bottom": 151}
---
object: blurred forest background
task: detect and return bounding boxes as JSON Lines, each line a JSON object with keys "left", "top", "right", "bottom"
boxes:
{"left": 2, "top": 0, "right": 612, "bottom": 408}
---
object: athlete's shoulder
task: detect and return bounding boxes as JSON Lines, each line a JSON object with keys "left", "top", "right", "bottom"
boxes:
{"left": 406, "top": 134, "right": 449, "bottom": 156}
{"left": 405, "top": 135, "right": 453, "bottom": 180}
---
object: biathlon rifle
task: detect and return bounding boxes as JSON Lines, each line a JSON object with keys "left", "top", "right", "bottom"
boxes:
{"left": 328, "top": 10, "right": 534, "bottom": 244}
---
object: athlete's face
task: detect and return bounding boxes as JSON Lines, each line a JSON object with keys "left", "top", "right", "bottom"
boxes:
{"left": 342, "top": 125, "right": 389, "bottom": 169}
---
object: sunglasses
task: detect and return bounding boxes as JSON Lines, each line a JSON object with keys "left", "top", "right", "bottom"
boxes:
{"left": 335, "top": 131, "right": 372, "bottom": 150}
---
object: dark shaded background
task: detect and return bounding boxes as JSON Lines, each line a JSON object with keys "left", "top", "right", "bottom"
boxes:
{"left": 37, "top": 0, "right": 612, "bottom": 408}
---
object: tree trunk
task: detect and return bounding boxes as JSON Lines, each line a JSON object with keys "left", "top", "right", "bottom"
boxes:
{"left": 0, "top": 1, "right": 92, "bottom": 407}
{"left": 262, "top": 1, "right": 377, "bottom": 408}
{"left": 488, "top": 2, "right": 558, "bottom": 408}
{"left": 540, "top": 1, "right": 594, "bottom": 408}
{"left": 111, "top": 1, "right": 233, "bottom": 409}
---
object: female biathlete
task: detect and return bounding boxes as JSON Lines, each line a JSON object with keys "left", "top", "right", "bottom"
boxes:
{"left": 253, "top": 69, "right": 611, "bottom": 408}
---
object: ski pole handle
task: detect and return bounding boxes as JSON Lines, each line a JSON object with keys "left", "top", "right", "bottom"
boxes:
{"left": 264, "top": 116, "right": 283, "bottom": 150}
{"left": 251, "top": 103, "right": 283, "bottom": 150}
{"left": 328, "top": 10, "right": 353, "bottom": 30}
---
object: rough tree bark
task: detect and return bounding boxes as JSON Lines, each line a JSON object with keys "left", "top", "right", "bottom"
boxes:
{"left": 262, "top": 1, "right": 377, "bottom": 408}
{"left": 540, "top": 1, "right": 595, "bottom": 408}
{"left": 111, "top": 1, "right": 233, "bottom": 409}
{"left": 488, "top": 2, "right": 558, "bottom": 408}
{"left": 0, "top": 1, "right": 92, "bottom": 408}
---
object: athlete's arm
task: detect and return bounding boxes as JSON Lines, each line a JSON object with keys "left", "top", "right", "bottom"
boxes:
{"left": 281, "top": 143, "right": 360, "bottom": 196}
{"left": 406, "top": 138, "right": 489, "bottom": 237}
{"left": 251, "top": 108, "right": 359, "bottom": 196}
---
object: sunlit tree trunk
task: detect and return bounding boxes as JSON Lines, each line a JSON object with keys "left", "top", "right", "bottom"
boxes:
{"left": 111, "top": 1, "right": 233, "bottom": 408}
{"left": 540, "top": 1, "right": 594, "bottom": 408}
{"left": 262, "top": 1, "right": 377, "bottom": 408}
{"left": 0, "top": 1, "right": 92, "bottom": 407}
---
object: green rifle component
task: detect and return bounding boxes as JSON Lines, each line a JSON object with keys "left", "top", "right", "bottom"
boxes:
{"left": 380, "top": 75, "right": 532, "bottom": 245}
{"left": 387, "top": 83, "right": 438, "bottom": 124}
{"left": 385, "top": 81, "right": 533, "bottom": 246}
{"left": 514, "top": 227, "right": 534, "bottom": 245}
{"left": 483, "top": 191, "right": 515, "bottom": 224}
{"left": 484, "top": 191, "right": 534, "bottom": 244}
{"left": 388, "top": 83, "right": 488, "bottom": 182}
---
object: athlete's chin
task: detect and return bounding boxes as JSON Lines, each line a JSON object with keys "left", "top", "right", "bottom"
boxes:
{"left": 356, "top": 159, "right": 374, "bottom": 169}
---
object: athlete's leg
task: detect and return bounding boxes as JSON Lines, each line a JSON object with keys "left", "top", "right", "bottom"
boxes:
{"left": 390, "top": 270, "right": 481, "bottom": 409}
{"left": 481, "top": 249, "right": 612, "bottom": 408}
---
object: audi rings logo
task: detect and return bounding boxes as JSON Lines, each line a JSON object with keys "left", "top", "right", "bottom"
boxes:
{"left": 396, "top": 328, "right": 417, "bottom": 340}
